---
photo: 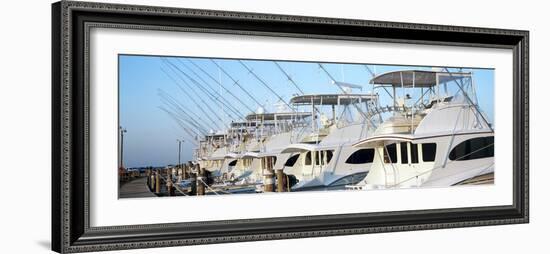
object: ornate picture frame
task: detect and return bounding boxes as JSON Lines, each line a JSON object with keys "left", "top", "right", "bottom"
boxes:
{"left": 52, "top": 1, "right": 529, "bottom": 253}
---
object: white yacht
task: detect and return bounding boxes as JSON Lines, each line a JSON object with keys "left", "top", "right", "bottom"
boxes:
{"left": 280, "top": 93, "right": 379, "bottom": 190}
{"left": 196, "top": 133, "right": 227, "bottom": 178}
{"left": 217, "top": 111, "right": 311, "bottom": 186}
{"left": 349, "top": 70, "right": 494, "bottom": 189}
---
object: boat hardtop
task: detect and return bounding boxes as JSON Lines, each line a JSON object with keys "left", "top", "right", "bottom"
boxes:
{"left": 370, "top": 69, "right": 471, "bottom": 87}
{"left": 290, "top": 93, "right": 377, "bottom": 105}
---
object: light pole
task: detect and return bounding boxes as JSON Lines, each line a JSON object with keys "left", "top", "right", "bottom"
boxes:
{"left": 119, "top": 126, "right": 127, "bottom": 170}
{"left": 177, "top": 139, "right": 185, "bottom": 168}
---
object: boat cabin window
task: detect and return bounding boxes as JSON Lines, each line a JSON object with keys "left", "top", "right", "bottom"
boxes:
{"left": 305, "top": 151, "right": 312, "bottom": 165}
{"left": 345, "top": 148, "right": 375, "bottom": 164}
{"left": 449, "top": 136, "right": 494, "bottom": 161}
{"left": 315, "top": 151, "right": 321, "bottom": 165}
{"left": 285, "top": 154, "right": 299, "bottom": 167}
{"left": 421, "top": 143, "right": 437, "bottom": 162}
{"left": 383, "top": 143, "right": 397, "bottom": 163}
{"left": 425, "top": 96, "right": 453, "bottom": 108}
{"left": 410, "top": 143, "right": 419, "bottom": 164}
{"left": 228, "top": 160, "right": 237, "bottom": 166}
{"left": 311, "top": 151, "right": 333, "bottom": 165}
{"left": 268, "top": 156, "right": 277, "bottom": 166}
{"left": 325, "top": 150, "right": 333, "bottom": 164}
{"left": 400, "top": 142, "right": 408, "bottom": 164}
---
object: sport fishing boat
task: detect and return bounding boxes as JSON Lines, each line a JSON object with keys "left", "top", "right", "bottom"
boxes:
{"left": 280, "top": 92, "right": 379, "bottom": 191}
{"left": 197, "top": 132, "right": 227, "bottom": 178}
{"left": 223, "top": 111, "right": 312, "bottom": 186}
{"left": 349, "top": 70, "right": 494, "bottom": 190}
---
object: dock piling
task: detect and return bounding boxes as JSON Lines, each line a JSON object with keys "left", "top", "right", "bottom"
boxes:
{"left": 196, "top": 164, "right": 205, "bottom": 195}
{"left": 155, "top": 170, "right": 161, "bottom": 194}
{"left": 276, "top": 169, "right": 284, "bottom": 192}
{"left": 264, "top": 157, "right": 275, "bottom": 192}
{"left": 166, "top": 177, "right": 174, "bottom": 196}
{"left": 146, "top": 170, "right": 151, "bottom": 189}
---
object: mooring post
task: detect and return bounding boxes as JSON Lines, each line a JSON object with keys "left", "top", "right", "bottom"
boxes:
{"left": 150, "top": 171, "right": 154, "bottom": 191}
{"left": 155, "top": 170, "right": 161, "bottom": 194}
{"left": 152, "top": 171, "right": 156, "bottom": 190}
{"left": 264, "top": 157, "right": 275, "bottom": 192}
{"left": 196, "top": 164, "right": 205, "bottom": 195}
{"left": 173, "top": 167, "right": 177, "bottom": 180}
{"left": 177, "top": 167, "right": 182, "bottom": 184}
{"left": 146, "top": 170, "right": 151, "bottom": 189}
{"left": 183, "top": 164, "right": 188, "bottom": 180}
{"left": 276, "top": 169, "right": 284, "bottom": 192}
{"left": 166, "top": 176, "right": 174, "bottom": 196}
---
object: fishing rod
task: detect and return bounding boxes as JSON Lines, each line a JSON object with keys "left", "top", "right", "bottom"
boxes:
{"left": 187, "top": 59, "right": 256, "bottom": 113}
{"left": 318, "top": 64, "right": 368, "bottom": 117}
{"left": 162, "top": 59, "right": 228, "bottom": 129}
{"left": 164, "top": 58, "right": 244, "bottom": 121}
{"left": 210, "top": 59, "right": 264, "bottom": 109}
{"left": 174, "top": 59, "right": 243, "bottom": 119}
{"left": 272, "top": 61, "right": 326, "bottom": 122}
{"left": 158, "top": 105, "right": 205, "bottom": 136}
{"left": 175, "top": 59, "right": 245, "bottom": 119}
{"left": 157, "top": 88, "right": 215, "bottom": 132}
{"left": 164, "top": 112, "right": 201, "bottom": 144}
{"left": 443, "top": 67, "right": 493, "bottom": 132}
{"left": 238, "top": 60, "right": 294, "bottom": 111}
{"left": 160, "top": 67, "right": 224, "bottom": 130}
{"left": 158, "top": 93, "right": 211, "bottom": 134}
{"left": 159, "top": 87, "right": 219, "bottom": 132}
{"left": 363, "top": 65, "right": 384, "bottom": 123}
{"left": 364, "top": 65, "right": 393, "bottom": 99}
{"left": 157, "top": 87, "right": 215, "bottom": 132}
{"left": 163, "top": 58, "right": 228, "bottom": 122}
{"left": 273, "top": 61, "right": 305, "bottom": 95}
{"left": 158, "top": 106, "right": 205, "bottom": 141}
{"left": 318, "top": 63, "right": 378, "bottom": 129}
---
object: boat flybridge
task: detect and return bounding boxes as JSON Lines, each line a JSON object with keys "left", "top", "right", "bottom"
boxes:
{"left": 196, "top": 132, "right": 228, "bottom": 177}
{"left": 280, "top": 92, "right": 380, "bottom": 191}
{"left": 348, "top": 69, "right": 494, "bottom": 190}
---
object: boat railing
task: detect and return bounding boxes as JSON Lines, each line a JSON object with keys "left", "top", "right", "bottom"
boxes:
{"left": 365, "top": 104, "right": 428, "bottom": 119}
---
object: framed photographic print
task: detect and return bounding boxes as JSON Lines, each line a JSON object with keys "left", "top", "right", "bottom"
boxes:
{"left": 52, "top": 1, "right": 529, "bottom": 253}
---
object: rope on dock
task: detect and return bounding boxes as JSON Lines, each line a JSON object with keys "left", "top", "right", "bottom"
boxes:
{"left": 172, "top": 182, "right": 190, "bottom": 196}
{"left": 159, "top": 174, "right": 190, "bottom": 196}
{"left": 199, "top": 178, "right": 220, "bottom": 195}
{"left": 157, "top": 170, "right": 265, "bottom": 196}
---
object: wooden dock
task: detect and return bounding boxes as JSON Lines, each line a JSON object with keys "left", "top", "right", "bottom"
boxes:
{"left": 119, "top": 177, "right": 156, "bottom": 198}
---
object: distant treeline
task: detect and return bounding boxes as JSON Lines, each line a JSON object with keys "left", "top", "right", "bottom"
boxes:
{"left": 126, "top": 165, "right": 174, "bottom": 172}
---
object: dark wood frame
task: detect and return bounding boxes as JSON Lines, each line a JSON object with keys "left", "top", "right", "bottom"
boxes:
{"left": 52, "top": 1, "right": 529, "bottom": 253}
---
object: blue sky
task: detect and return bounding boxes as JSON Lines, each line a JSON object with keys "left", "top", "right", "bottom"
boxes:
{"left": 119, "top": 55, "right": 494, "bottom": 168}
